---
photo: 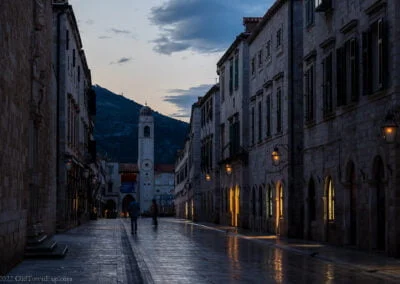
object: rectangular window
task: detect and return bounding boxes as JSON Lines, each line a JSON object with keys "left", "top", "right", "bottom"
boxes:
{"left": 276, "top": 29, "right": 282, "bottom": 48}
{"left": 349, "top": 38, "right": 359, "bottom": 102}
{"left": 258, "top": 101, "right": 262, "bottom": 142}
{"left": 266, "top": 40, "right": 271, "bottom": 58}
{"left": 258, "top": 50, "right": 263, "bottom": 68}
{"left": 220, "top": 71, "right": 225, "bottom": 102}
{"left": 251, "top": 57, "right": 256, "bottom": 75}
{"left": 234, "top": 55, "right": 239, "bottom": 90}
{"left": 305, "top": 0, "right": 315, "bottom": 26}
{"left": 229, "top": 116, "right": 240, "bottom": 156}
{"left": 336, "top": 46, "right": 347, "bottom": 106}
{"left": 363, "top": 18, "right": 386, "bottom": 94}
{"left": 362, "top": 31, "right": 372, "bottom": 95}
{"left": 305, "top": 65, "right": 315, "bottom": 122}
{"left": 73, "top": 49, "right": 76, "bottom": 67}
{"left": 266, "top": 95, "right": 271, "bottom": 137}
{"left": 66, "top": 29, "right": 69, "bottom": 50}
{"left": 220, "top": 123, "right": 225, "bottom": 158}
{"left": 276, "top": 88, "right": 282, "bottom": 133}
{"left": 322, "top": 53, "right": 333, "bottom": 115}
{"left": 229, "top": 59, "right": 233, "bottom": 94}
{"left": 251, "top": 107, "right": 255, "bottom": 145}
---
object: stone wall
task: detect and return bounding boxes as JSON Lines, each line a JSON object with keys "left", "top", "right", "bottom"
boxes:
{"left": 0, "top": 0, "right": 55, "bottom": 274}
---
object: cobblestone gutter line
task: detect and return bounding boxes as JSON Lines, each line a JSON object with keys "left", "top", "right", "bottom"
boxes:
{"left": 120, "top": 220, "right": 154, "bottom": 284}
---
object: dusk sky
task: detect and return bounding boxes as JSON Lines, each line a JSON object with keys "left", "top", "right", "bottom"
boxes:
{"left": 69, "top": 0, "right": 273, "bottom": 122}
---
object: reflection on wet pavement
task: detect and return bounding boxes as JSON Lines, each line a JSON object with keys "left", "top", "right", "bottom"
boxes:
{"left": 123, "top": 218, "right": 392, "bottom": 283}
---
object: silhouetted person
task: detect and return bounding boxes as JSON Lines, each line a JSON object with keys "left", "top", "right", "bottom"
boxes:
{"left": 128, "top": 198, "right": 140, "bottom": 234}
{"left": 151, "top": 199, "right": 158, "bottom": 226}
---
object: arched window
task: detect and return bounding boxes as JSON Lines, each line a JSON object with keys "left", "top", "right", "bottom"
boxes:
{"left": 278, "top": 184, "right": 284, "bottom": 217}
{"left": 326, "top": 177, "right": 335, "bottom": 221}
{"left": 267, "top": 185, "right": 273, "bottom": 217}
{"left": 144, "top": 126, "right": 150, "bottom": 137}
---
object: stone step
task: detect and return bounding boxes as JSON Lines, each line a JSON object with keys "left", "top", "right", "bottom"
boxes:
{"left": 26, "top": 234, "right": 47, "bottom": 245}
{"left": 25, "top": 238, "right": 57, "bottom": 252}
{"left": 24, "top": 243, "right": 68, "bottom": 258}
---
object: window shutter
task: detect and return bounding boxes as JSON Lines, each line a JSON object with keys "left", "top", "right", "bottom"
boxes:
{"left": 336, "top": 48, "right": 343, "bottom": 106}
{"left": 378, "top": 18, "right": 388, "bottom": 89}
{"left": 310, "top": 65, "right": 314, "bottom": 121}
{"left": 362, "top": 30, "right": 371, "bottom": 95}
{"left": 350, "top": 38, "right": 359, "bottom": 102}
{"left": 305, "top": 70, "right": 310, "bottom": 121}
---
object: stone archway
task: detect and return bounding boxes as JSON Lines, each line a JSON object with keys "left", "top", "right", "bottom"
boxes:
{"left": 346, "top": 161, "right": 357, "bottom": 245}
{"left": 372, "top": 156, "right": 385, "bottom": 250}
{"left": 307, "top": 177, "right": 316, "bottom": 240}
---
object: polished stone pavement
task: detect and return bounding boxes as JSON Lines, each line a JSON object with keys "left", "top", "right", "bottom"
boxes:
{"left": 5, "top": 217, "right": 400, "bottom": 283}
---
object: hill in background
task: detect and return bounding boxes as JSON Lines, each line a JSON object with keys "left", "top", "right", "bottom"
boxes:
{"left": 94, "top": 85, "right": 189, "bottom": 164}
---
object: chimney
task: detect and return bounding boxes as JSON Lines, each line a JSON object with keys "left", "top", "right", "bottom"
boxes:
{"left": 243, "top": 17, "right": 263, "bottom": 33}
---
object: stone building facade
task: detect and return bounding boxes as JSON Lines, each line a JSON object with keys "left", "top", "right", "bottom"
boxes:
{"left": 174, "top": 102, "right": 201, "bottom": 220}
{"left": 198, "top": 85, "right": 220, "bottom": 223}
{"left": 0, "top": 0, "right": 56, "bottom": 274}
{"left": 247, "top": 0, "right": 304, "bottom": 237}
{"left": 216, "top": 18, "right": 261, "bottom": 229}
{"left": 53, "top": 2, "right": 95, "bottom": 230}
{"left": 302, "top": 0, "right": 400, "bottom": 256}
{"left": 174, "top": 142, "right": 190, "bottom": 219}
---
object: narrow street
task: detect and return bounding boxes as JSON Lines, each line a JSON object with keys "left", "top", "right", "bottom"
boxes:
{"left": 6, "top": 218, "right": 399, "bottom": 283}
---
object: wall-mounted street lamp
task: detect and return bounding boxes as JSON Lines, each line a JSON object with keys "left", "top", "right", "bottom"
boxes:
{"left": 381, "top": 113, "right": 398, "bottom": 143}
{"left": 205, "top": 173, "right": 211, "bottom": 181}
{"left": 270, "top": 144, "right": 288, "bottom": 167}
{"left": 225, "top": 164, "right": 232, "bottom": 175}
{"left": 271, "top": 147, "right": 281, "bottom": 166}
{"left": 65, "top": 157, "right": 73, "bottom": 171}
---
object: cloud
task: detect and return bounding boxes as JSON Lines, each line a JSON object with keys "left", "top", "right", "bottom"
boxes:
{"left": 163, "top": 84, "right": 214, "bottom": 118}
{"left": 110, "top": 28, "right": 131, "bottom": 34}
{"left": 151, "top": 36, "right": 190, "bottom": 55}
{"left": 85, "top": 19, "right": 94, "bottom": 25}
{"left": 98, "top": 35, "right": 111, "bottom": 39}
{"left": 109, "top": 57, "right": 133, "bottom": 65}
{"left": 149, "top": 0, "right": 272, "bottom": 54}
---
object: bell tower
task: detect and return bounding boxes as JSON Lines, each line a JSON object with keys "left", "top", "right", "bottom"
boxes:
{"left": 138, "top": 105, "right": 154, "bottom": 213}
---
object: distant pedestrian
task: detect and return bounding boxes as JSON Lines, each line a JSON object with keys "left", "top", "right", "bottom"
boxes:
{"left": 151, "top": 199, "right": 158, "bottom": 226}
{"left": 128, "top": 198, "right": 140, "bottom": 234}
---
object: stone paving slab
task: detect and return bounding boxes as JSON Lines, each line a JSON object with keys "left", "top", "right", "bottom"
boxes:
{"left": 4, "top": 219, "right": 143, "bottom": 284}
{"left": 196, "top": 220, "right": 400, "bottom": 282}
{"left": 5, "top": 218, "right": 400, "bottom": 283}
{"left": 121, "top": 217, "right": 396, "bottom": 283}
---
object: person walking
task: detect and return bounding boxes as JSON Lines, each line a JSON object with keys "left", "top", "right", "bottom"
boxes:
{"left": 128, "top": 197, "right": 140, "bottom": 234}
{"left": 151, "top": 198, "right": 158, "bottom": 226}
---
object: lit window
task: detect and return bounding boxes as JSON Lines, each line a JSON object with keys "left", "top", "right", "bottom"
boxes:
{"left": 327, "top": 177, "right": 335, "bottom": 221}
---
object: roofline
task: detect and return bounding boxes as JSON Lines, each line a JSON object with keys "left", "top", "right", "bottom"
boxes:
{"left": 216, "top": 32, "right": 250, "bottom": 68}
{"left": 199, "top": 84, "right": 219, "bottom": 105}
{"left": 248, "top": 0, "right": 287, "bottom": 44}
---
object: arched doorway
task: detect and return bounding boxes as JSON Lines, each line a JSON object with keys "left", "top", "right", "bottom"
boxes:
{"left": 229, "top": 186, "right": 240, "bottom": 227}
{"left": 122, "top": 195, "right": 134, "bottom": 217}
{"left": 275, "top": 182, "right": 284, "bottom": 235}
{"left": 105, "top": 199, "right": 117, "bottom": 218}
{"left": 346, "top": 161, "right": 357, "bottom": 245}
{"left": 373, "top": 156, "right": 385, "bottom": 250}
{"left": 325, "top": 177, "right": 335, "bottom": 242}
{"left": 308, "top": 177, "right": 316, "bottom": 240}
